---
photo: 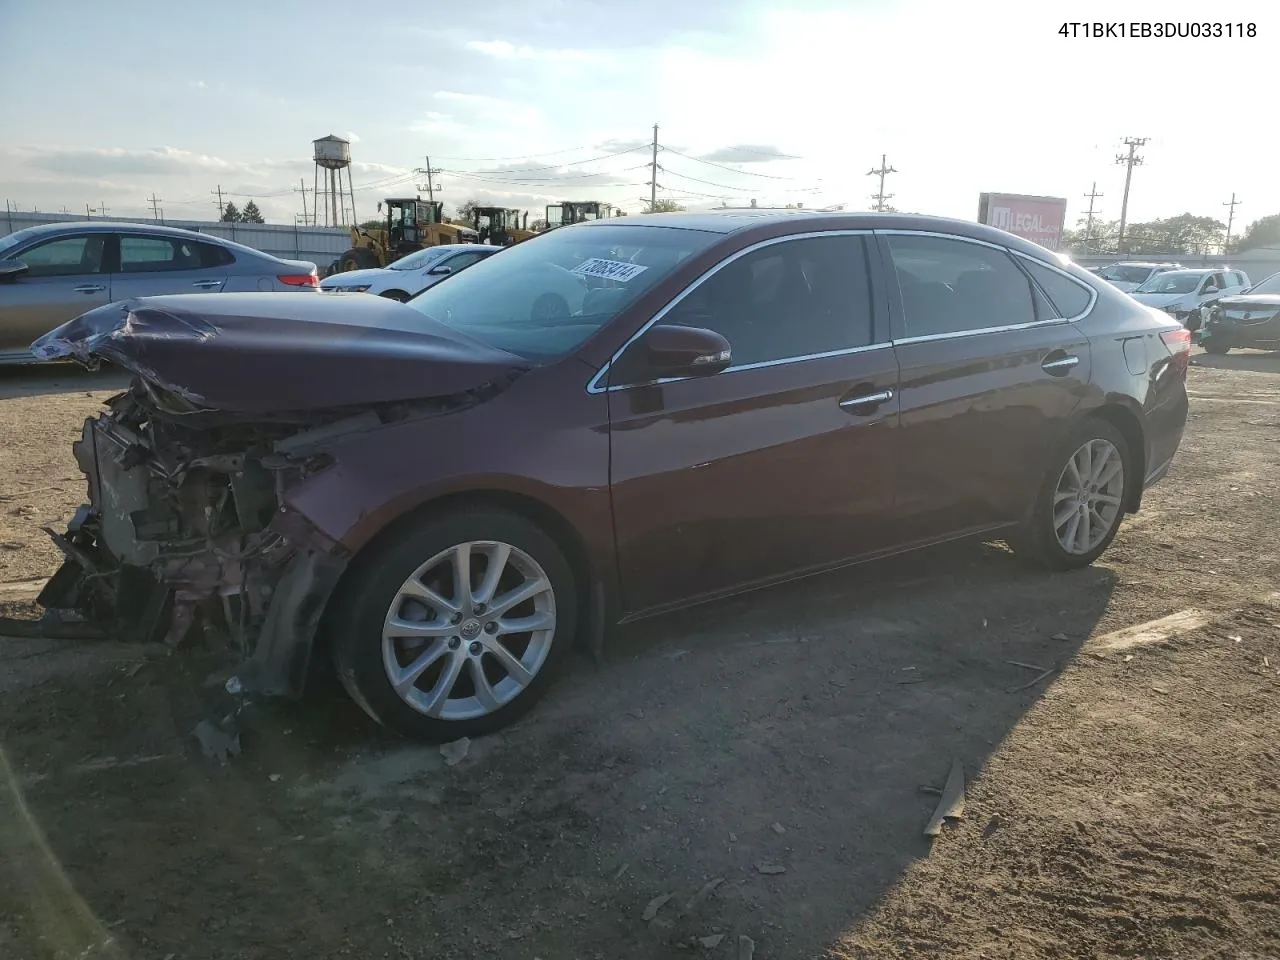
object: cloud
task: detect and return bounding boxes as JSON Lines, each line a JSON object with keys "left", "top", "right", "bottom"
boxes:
{"left": 10, "top": 145, "right": 239, "bottom": 178}
{"left": 417, "top": 91, "right": 543, "bottom": 130}
{"left": 595, "top": 137, "right": 652, "bottom": 153}
{"left": 698, "top": 144, "right": 797, "bottom": 164}
{"left": 464, "top": 38, "right": 605, "bottom": 64}
{"left": 346, "top": 131, "right": 361, "bottom": 144}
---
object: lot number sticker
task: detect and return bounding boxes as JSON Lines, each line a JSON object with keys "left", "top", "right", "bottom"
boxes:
{"left": 572, "top": 258, "right": 649, "bottom": 283}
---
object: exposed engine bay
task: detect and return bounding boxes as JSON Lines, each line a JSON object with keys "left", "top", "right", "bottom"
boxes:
{"left": 31, "top": 377, "right": 352, "bottom": 697}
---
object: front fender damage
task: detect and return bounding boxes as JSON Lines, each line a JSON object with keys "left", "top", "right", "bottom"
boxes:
{"left": 27, "top": 369, "right": 518, "bottom": 704}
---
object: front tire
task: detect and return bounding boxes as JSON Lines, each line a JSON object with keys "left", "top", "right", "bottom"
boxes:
{"left": 1012, "top": 418, "right": 1132, "bottom": 570}
{"left": 330, "top": 509, "right": 577, "bottom": 741}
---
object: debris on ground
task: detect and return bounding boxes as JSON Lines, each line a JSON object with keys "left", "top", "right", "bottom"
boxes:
{"left": 738, "top": 934, "right": 756, "bottom": 959}
{"left": 699, "top": 933, "right": 725, "bottom": 949}
{"left": 642, "top": 892, "right": 673, "bottom": 922}
{"left": 191, "top": 717, "right": 241, "bottom": 763}
{"left": 982, "top": 814, "right": 1003, "bottom": 839}
{"left": 684, "top": 877, "right": 723, "bottom": 914}
{"left": 1006, "top": 659, "right": 1046, "bottom": 672}
{"left": 439, "top": 737, "right": 470, "bottom": 766}
{"left": 924, "top": 759, "right": 966, "bottom": 837}
{"left": 1007, "top": 663, "right": 1057, "bottom": 693}
{"left": 1051, "top": 632, "right": 1069, "bottom": 641}
{"left": 770, "top": 821, "right": 786, "bottom": 834}
{"left": 268, "top": 773, "right": 282, "bottom": 783}
{"left": 755, "top": 862, "right": 786, "bottom": 875}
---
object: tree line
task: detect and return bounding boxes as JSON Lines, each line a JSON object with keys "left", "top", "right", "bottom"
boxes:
{"left": 220, "top": 201, "right": 265, "bottom": 224}
{"left": 1063, "top": 212, "right": 1280, "bottom": 257}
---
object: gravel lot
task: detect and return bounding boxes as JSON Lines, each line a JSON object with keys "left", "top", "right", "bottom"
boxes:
{"left": 1, "top": 354, "right": 1278, "bottom": 960}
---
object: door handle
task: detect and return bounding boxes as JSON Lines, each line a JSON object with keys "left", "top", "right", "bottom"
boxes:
{"left": 839, "top": 388, "right": 894, "bottom": 412}
{"left": 191, "top": 279, "right": 224, "bottom": 289}
{"left": 73, "top": 284, "right": 105, "bottom": 294}
{"left": 1041, "top": 354, "right": 1080, "bottom": 375}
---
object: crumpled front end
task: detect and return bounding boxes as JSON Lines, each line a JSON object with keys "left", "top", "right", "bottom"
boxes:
{"left": 37, "top": 381, "right": 350, "bottom": 698}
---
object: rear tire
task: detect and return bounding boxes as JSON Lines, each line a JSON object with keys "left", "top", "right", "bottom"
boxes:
{"left": 1202, "top": 337, "right": 1230, "bottom": 355}
{"left": 329, "top": 509, "right": 578, "bottom": 741}
{"left": 339, "top": 247, "right": 380, "bottom": 272}
{"left": 1010, "top": 418, "right": 1132, "bottom": 571}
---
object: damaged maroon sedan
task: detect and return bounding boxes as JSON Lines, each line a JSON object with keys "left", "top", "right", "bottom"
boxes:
{"left": 27, "top": 211, "right": 1189, "bottom": 740}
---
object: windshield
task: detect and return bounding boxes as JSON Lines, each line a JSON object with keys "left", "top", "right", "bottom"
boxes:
{"left": 1136, "top": 272, "right": 1202, "bottom": 295}
{"left": 405, "top": 224, "right": 719, "bottom": 360}
{"left": 389, "top": 247, "right": 450, "bottom": 271}
{"left": 1247, "top": 272, "right": 1280, "bottom": 295}
{"left": 0, "top": 226, "right": 45, "bottom": 258}
{"left": 1099, "top": 264, "right": 1156, "bottom": 283}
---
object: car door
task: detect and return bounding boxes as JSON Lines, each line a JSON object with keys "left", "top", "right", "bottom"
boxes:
{"left": 0, "top": 232, "right": 111, "bottom": 357}
{"left": 109, "top": 233, "right": 230, "bottom": 299}
{"left": 606, "top": 232, "right": 901, "bottom": 615}
{"left": 879, "top": 230, "right": 1093, "bottom": 544}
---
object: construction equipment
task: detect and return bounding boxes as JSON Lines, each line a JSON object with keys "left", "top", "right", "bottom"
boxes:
{"left": 330, "top": 198, "right": 477, "bottom": 275}
{"left": 543, "top": 201, "right": 620, "bottom": 230}
{"left": 472, "top": 207, "right": 536, "bottom": 246}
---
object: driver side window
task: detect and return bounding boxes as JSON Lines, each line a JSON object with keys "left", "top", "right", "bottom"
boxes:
{"left": 16, "top": 235, "right": 107, "bottom": 278}
{"left": 661, "top": 234, "right": 875, "bottom": 368}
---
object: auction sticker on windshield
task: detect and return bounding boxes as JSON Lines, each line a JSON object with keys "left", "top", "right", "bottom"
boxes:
{"left": 572, "top": 258, "right": 649, "bottom": 282}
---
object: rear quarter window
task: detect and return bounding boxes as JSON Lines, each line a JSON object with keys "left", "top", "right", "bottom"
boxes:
{"left": 198, "top": 242, "right": 234, "bottom": 268}
{"left": 1020, "top": 259, "right": 1093, "bottom": 318}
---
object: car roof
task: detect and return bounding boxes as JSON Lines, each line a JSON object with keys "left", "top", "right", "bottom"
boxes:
{"left": 2, "top": 220, "right": 238, "bottom": 241}
{"left": 1155, "top": 268, "right": 1216, "bottom": 278}
{"left": 572, "top": 209, "right": 1064, "bottom": 259}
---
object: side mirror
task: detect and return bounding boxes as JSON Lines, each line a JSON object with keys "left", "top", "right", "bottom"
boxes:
{"left": 628, "top": 324, "right": 732, "bottom": 381}
{"left": 0, "top": 259, "right": 29, "bottom": 283}
{"left": 428, "top": 265, "right": 452, "bottom": 276}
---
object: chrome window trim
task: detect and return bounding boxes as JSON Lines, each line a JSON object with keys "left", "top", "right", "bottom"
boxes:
{"left": 586, "top": 229, "right": 881, "bottom": 394}
{"left": 877, "top": 229, "right": 1098, "bottom": 343}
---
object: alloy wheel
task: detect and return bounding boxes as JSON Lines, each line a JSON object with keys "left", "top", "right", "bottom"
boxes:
{"left": 381, "top": 541, "right": 556, "bottom": 720}
{"left": 1052, "top": 439, "right": 1126, "bottom": 555}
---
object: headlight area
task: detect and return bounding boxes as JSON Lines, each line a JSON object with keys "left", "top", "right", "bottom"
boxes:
{"left": 23, "top": 381, "right": 349, "bottom": 699}
{"left": 321, "top": 284, "right": 371, "bottom": 293}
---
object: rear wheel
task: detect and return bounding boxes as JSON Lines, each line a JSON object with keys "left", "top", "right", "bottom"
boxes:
{"left": 1202, "top": 337, "right": 1230, "bottom": 355}
{"left": 330, "top": 509, "right": 577, "bottom": 741}
{"left": 1011, "top": 418, "right": 1132, "bottom": 570}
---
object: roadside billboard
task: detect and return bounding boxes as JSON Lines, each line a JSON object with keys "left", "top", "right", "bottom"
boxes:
{"left": 977, "top": 193, "right": 1068, "bottom": 250}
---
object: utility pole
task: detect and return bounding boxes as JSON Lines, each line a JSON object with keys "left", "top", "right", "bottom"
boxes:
{"left": 415, "top": 157, "right": 442, "bottom": 203}
{"left": 1223, "top": 192, "right": 1241, "bottom": 252}
{"left": 1114, "top": 137, "right": 1147, "bottom": 253}
{"left": 294, "top": 178, "right": 312, "bottom": 225}
{"left": 212, "top": 184, "right": 225, "bottom": 219}
{"left": 85, "top": 203, "right": 94, "bottom": 219}
{"left": 867, "top": 153, "right": 897, "bottom": 212}
{"left": 98, "top": 202, "right": 109, "bottom": 218}
{"left": 147, "top": 193, "right": 162, "bottom": 221}
{"left": 648, "top": 123, "right": 660, "bottom": 211}
{"left": 1083, "top": 181, "right": 1103, "bottom": 245}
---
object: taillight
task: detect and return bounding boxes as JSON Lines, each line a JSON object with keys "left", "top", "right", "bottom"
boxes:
{"left": 278, "top": 273, "right": 318, "bottom": 287}
{"left": 1160, "top": 327, "right": 1191, "bottom": 354}
{"left": 1160, "top": 327, "right": 1191, "bottom": 377}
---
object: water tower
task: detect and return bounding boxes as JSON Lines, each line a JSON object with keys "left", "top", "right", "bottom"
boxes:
{"left": 312, "top": 134, "right": 357, "bottom": 228}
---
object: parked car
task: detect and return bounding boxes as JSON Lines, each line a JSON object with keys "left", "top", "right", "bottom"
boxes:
{"left": 1130, "top": 268, "right": 1251, "bottom": 327}
{"left": 29, "top": 211, "right": 1190, "bottom": 741}
{"left": 0, "top": 222, "right": 317, "bottom": 365}
{"left": 1094, "top": 261, "right": 1181, "bottom": 292}
{"left": 1198, "top": 271, "right": 1280, "bottom": 354}
{"left": 319, "top": 243, "right": 501, "bottom": 301}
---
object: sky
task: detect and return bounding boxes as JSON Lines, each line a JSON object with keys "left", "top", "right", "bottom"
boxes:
{"left": 0, "top": 0, "right": 1275, "bottom": 234}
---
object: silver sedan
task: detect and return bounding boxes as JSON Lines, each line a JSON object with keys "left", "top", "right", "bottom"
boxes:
{"left": 0, "top": 222, "right": 319, "bottom": 364}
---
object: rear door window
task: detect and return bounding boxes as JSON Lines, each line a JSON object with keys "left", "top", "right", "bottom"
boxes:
{"left": 885, "top": 233, "right": 1039, "bottom": 338}
{"left": 118, "top": 235, "right": 220, "bottom": 273}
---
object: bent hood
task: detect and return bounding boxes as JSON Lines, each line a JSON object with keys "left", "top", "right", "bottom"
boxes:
{"left": 32, "top": 293, "right": 531, "bottom": 414}
{"left": 1214, "top": 293, "right": 1280, "bottom": 310}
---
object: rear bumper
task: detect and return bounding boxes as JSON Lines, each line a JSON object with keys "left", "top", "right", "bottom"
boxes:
{"left": 1143, "top": 388, "right": 1189, "bottom": 494}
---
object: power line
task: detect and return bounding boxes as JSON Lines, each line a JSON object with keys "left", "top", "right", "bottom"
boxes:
{"left": 661, "top": 146, "right": 798, "bottom": 180}
{"left": 1083, "top": 181, "right": 1104, "bottom": 243}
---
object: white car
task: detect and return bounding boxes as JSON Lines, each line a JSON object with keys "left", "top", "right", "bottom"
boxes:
{"left": 319, "top": 244, "right": 500, "bottom": 301}
{"left": 1130, "top": 268, "right": 1251, "bottom": 325}
{"left": 1094, "top": 261, "right": 1182, "bottom": 292}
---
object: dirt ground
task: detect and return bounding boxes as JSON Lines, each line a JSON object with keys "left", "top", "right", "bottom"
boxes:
{"left": 1, "top": 354, "right": 1278, "bottom": 960}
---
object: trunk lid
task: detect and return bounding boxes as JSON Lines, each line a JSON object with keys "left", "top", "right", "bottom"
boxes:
{"left": 32, "top": 293, "right": 530, "bottom": 414}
